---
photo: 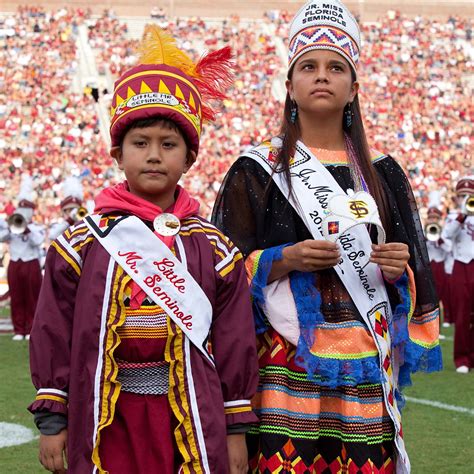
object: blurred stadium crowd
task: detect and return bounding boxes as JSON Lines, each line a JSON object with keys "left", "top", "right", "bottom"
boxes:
{"left": 0, "top": 5, "right": 472, "bottom": 223}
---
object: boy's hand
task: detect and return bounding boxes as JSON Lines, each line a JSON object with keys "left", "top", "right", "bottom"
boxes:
{"left": 227, "top": 433, "right": 248, "bottom": 474}
{"left": 39, "top": 429, "right": 67, "bottom": 473}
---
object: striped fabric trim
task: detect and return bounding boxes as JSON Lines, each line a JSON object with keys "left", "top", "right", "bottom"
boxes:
{"left": 309, "top": 350, "right": 379, "bottom": 360}
{"left": 60, "top": 222, "right": 96, "bottom": 255}
{"left": 258, "top": 366, "right": 385, "bottom": 401}
{"left": 224, "top": 399, "right": 252, "bottom": 415}
{"left": 37, "top": 388, "right": 68, "bottom": 397}
{"left": 249, "top": 425, "right": 394, "bottom": 444}
{"left": 117, "top": 327, "right": 168, "bottom": 339}
{"left": 409, "top": 308, "right": 439, "bottom": 325}
{"left": 121, "top": 312, "right": 167, "bottom": 325}
{"left": 258, "top": 406, "right": 387, "bottom": 424}
{"left": 244, "top": 250, "right": 264, "bottom": 284}
{"left": 184, "top": 336, "right": 210, "bottom": 473}
{"left": 91, "top": 263, "right": 129, "bottom": 473}
{"left": 124, "top": 305, "right": 165, "bottom": 315}
{"left": 67, "top": 222, "right": 88, "bottom": 238}
{"left": 215, "top": 247, "right": 242, "bottom": 277}
{"left": 224, "top": 399, "right": 252, "bottom": 408}
{"left": 72, "top": 236, "right": 94, "bottom": 252}
{"left": 91, "top": 259, "right": 115, "bottom": 474}
{"left": 51, "top": 239, "right": 82, "bottom": 276}
{"left": 118, "top": 296, "right": 169, "bottom": 339}
{"left": 225, "top": 406, "right": 252, "bottom": 415}
{"left": 180, "top": 217, "right": 244, "bottom": 278}
{"left": 405, "top": 266, "right": 416, "bottom": 323}
{"left": 68, "top": 225, "right": 89, "bottom": 240}
{"left": 406, "top": 265, "right": 440, "bottom": 350}
{"left": 253, "top": 363, "right": 394, "bottom": 444}
{"left": 117, "top": 362, "right": 169, "bottom": 395}
{"left": 180, "top": 226, "right": 227, "bottom": 260}
{"left": 35, "top": 388, "right": 68, "bottom": 404}
{"left": 181, "top": 217, "right": 227, "bottom": 237}
{"left": 409, "top": 306, "right": 440, "bottom": 350}
{"left": 309, "top": 324, "right": 379, "bottom": 360}
{"left": 166, "top": 320, "right": 204, "bottom": 474}
{"left": 35, "top": 394, "right": 68, "bottom": 404}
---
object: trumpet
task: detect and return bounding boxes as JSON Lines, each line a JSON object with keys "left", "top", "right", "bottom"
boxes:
{"left": 424, "top": 222, "right": 442, "bottom": 242}
{"left": 66, "top": 206, "right": 88, "bottom": 221}
{"left": 7, "top": 213, "right": 27, "bottom": 235}
{"left": 76, "top": 206, "right": 88, "bottom": 219}
{"left": 461, "top": 195, "right": 474, "bottom": 216}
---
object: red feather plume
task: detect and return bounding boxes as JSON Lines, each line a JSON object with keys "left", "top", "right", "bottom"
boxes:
{"left": 193, "top": 46, "right": 235, "bottom": 122}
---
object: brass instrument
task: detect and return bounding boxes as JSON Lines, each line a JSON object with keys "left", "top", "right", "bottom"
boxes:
{"left": 76, "top": 206, "right": 88, "bottom": 219}
{"left": 424, "top": 222, "right": 442, "bottom": 242}
{"left": 462, "top": 195, "right": 474, "bottom": 216}
{"left": 7, "top": 213, "right": 28, "bottom": 235}
{"left": 66, "top": 206, "right": 88, "bottom": 221}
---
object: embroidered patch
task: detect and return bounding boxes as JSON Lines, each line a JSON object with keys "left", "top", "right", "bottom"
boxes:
{"left": 328, "top": 221, "right": 339, "bottom": 235}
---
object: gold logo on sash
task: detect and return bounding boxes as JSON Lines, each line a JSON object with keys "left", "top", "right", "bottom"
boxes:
{"left": 349, "top": 200, "right": 369, "bottom": 219}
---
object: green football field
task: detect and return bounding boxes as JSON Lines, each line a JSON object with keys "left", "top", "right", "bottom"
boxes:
{"left": 0, "top": 309, "right": 472, "bottom": 473}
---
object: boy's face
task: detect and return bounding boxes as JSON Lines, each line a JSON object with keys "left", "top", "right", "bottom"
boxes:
{"left": 111, "top": 122, "right": 196, "bottom": 209}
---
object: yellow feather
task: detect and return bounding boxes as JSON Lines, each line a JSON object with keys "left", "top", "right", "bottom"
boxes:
{"left": 137, "top": 25, "right": 196, "bottom": 76}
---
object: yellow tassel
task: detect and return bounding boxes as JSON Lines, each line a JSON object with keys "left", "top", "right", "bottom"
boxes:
{"left": 137, "top": 25, "right": 196, "bottom": 77}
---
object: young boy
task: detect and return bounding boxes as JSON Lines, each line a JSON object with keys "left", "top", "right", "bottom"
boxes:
{"left": 28, "top": 26, "right": 258, "bottom": 473}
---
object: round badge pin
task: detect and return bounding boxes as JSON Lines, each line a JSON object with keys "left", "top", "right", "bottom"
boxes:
{"left": 153, "top": 213, "right": 181, "bottom": 236}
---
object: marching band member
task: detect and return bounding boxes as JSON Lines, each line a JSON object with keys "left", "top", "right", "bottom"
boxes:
{"left": 28, "top": 27, "right": 258, "bottom": 473}
{"left": 0, "top": 175, "right": 45, "bottom": 340}
{"left": 49, "top": 177, "right": 86, "bottom": 242}
{"left": 441, "top": 176, "right": 474, "bottom": 373}
{"left": 424, "top": 196, "right": 451, "bottom": 327}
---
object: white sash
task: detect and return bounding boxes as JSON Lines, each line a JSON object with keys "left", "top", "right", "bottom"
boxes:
{"left": 244, "top": 141, "right": 410, "bottom": 473}
{"left": 84, "top": 214, "right": 214, "bottom": 364}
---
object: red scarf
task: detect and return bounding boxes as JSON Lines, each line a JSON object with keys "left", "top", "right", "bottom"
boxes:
{"left": 95, "top": 181, "right": 200, "bottom": 308}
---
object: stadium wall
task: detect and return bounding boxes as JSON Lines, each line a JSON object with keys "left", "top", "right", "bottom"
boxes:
{"left": 2, "top": 0, "right": 474, "bottom": 20}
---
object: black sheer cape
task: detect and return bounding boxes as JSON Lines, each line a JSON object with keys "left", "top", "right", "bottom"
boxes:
{"left": 212, "top": 153, "right": 438, "bottom": 318}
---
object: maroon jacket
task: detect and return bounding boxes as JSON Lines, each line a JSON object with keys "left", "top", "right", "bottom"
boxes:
{"left": 29, "top": 215, "right": 258, "bottom": 473}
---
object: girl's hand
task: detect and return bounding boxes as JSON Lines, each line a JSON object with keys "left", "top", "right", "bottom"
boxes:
{"left": 370, "top": 242, "right": 410, "bottom": 281}
{"left": 227, "top": 433, "right": 248, "bottom": 474}
{"left": 269, "top": 240, "right": 341, "bottom": 282}
{"left": 39, "top": 429, "right": 67, "bottom": 473}
{"left": 284, "top": 239, "right": 341, "bottom": 272}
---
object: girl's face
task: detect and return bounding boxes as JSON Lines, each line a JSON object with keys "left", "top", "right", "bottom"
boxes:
{"left": 286, "top": 49, "right": 358, "bottom": 118}
{"left": 111, "top": 122, "right": 196, "bottom": 209}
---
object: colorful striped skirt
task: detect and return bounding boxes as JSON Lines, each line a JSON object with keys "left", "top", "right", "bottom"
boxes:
{"left": 248, "top": 329, "right": 396, "bottom": 474}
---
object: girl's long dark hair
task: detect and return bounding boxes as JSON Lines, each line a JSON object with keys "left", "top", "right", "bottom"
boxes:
{"left": 277, "top": 69, "right": 390, "bottom": 232}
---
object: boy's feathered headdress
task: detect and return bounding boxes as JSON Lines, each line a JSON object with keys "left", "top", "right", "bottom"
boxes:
{"left": 110, "top": 25, "right": 235, "bottom": 153}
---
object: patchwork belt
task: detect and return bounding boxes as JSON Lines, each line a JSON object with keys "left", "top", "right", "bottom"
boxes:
{"left": 117, "top": 360, "right": 169, "bottom": 395}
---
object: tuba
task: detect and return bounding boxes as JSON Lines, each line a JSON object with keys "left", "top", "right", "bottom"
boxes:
{"left": 424, "top": 222, "right": 442, "bottom": 242}
{"left": 7, "top": 212, "right": 28, "bottom": 235}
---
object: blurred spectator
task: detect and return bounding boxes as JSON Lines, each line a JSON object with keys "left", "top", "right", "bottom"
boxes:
{"left": 0, "top": 7, "right": 471, "bottom": 224}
